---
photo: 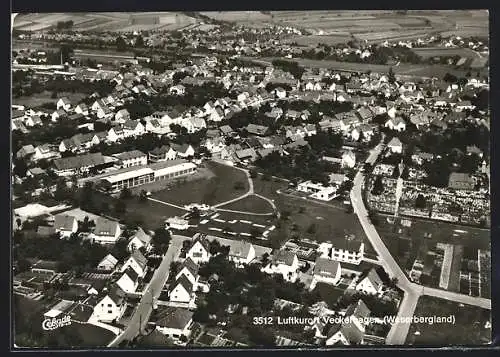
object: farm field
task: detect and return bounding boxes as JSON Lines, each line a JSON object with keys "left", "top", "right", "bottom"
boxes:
{"left": 150, "top": 161, "right": 249, "bottom": 207}
{"left": 12, "top": 91, "right": 87, "bottom": 109}
{"left": 284, "top": 34, "right": 353, "bottom": 46}
{"left": 412, "top": 47, "right": 483, "bottom": 59}
{"left": 218, "top": 194, "right": 274, "bottom": 214}
{"left": 13, "top": 12, "right": 198, "bottom": 33}
{"left": 406, "top": 296, "right": 491, "bottom": 345}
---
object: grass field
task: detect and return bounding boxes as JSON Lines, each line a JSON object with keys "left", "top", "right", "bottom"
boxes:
{"left": 218, "top": 194, "right": 274, "bottom": 214}
{"left": 270, "top": 192, "right": 375, "bottom": 254}
{"left": 406, "top": 296, "right": 491, "bottom": 345}
{"left": 412, "top": 47, "right": 482, "bottom": 59}
{"left": 12, "top": 91, "right": 87, "bottom": 109}
{"left": 150, "top": 161, "right": 249, "bottom": 207}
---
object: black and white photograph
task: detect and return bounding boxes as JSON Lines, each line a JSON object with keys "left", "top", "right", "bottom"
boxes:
{"left": 11, "top": 10, "right": 491, "bottom": 349}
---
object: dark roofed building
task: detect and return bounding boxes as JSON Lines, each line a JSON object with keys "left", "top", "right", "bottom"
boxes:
{"left": 448, "top": 172, "right": 475, "bottom": 191}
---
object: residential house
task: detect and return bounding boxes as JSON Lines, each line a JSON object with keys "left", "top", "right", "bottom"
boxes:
{"left": 228, "top": 241, "right": 256, "bottom": 266}
{"left": 186, "top": 236, "right": 211, "bottom": 264}
{"left": 114, "top": 109, "right": 131, "bottom": 123}
{"left": 318, "top": 239, "right": 365, "bottom": 265}
{"left": 148, "top": 145, "right": 177, "bottom": 162}
{"left": 90, "top": 218, "right": 121, "bottom": 244}
{"left": 155, "top": 307, "right": 194, "bottom": 344}
{"left": 25, "top": 115, "right": 42, "bottom": 127}
{"left": 355, "top": 268, "right": 385, "bottom": 295}
{"left": 96, "top": 105, "right": 113, "bottom": 119}
{"left": 219, "top": 125, "right": 235, "bottom": 137}
{"left": 262, "top": 249, "right": 299, "bottom": 282}
{"left": 384, "top": 117, "right": 406, "bottom": 131}
{"left": 52, "top": 152, "right": 109, "bottom": 176}
{"left": 208, "top": 107, "right": 224, "bottom": 122}
{"left": 275, "top": 87, "right": 287, "bottom": 99}
{"left": 107, "top": 126, "right": 125, "bottom": 142}
{"left": 176, "top": 258, "right": 199, "bottom": 286}
{"left": 122, "top": 120, "right": 145, "bottom": 138}
{"left": 356, "top": 107, "right": 374, "bottom": 123}
{"left": 171, "top": 144, "right": 195, "bottom": 158}
{"left": 113, "top": 150, "right": 147, "bottom": 168}
{"left": 169, "top": 84, "right": 186, "bottom": 95}
{"left": 310, "top": 257, "right": 342, "bottom": 290}
{"left": 51, "top": 109, "right": 66, "bottom": 122}
{"left": 127, "top": 227, "right": 153, "bottom": 253}
{"left": 121, "top": 250, "right": 148, "bottom": 278}
{"left": 16, "top": 144, "right": 35, "bottom": 159}
{"left": 33, "top": 144, "right": 60, "bottom": 161}
{"left": 90, "top": 285, "right": 127, "bottom": 323}
{"left": 186, "top": 117, "right": 207, "bottom": 133}
{"left": 342, "top": 151, "right": 356, "bottom": 169}
{"left": 325, "top": 299, "right": 371, "bottom": 345}
{"left": 145, "top": 118, "right": 171, "bottom": 135}
{"left": 53, "top": 214, "right": 78, "bottom": 238}
{"left": 74, "top": 103, "right": 89, "bottom": 116}
{"left": 116, "top": 267, "right": 140, "bottom": 294}
{"left": 168, "top": 275, "right": 194, "bottom": 304}
{"left": 235, "top": 148, "right": 258, "bottom": 163}
{"left": 56, "top": 97, "right": 72, "bottom": 111}
{"left": 166, "top": 216, "right": 189, "bottom": 231}
{"left": 246, "top": 123, "right": 270, "bottom": 136}
{"left": 387, "top": 137, "right": 403, "bottom": 154}
{"left": 97, "top": 254, "right": 118, "bottom": 271}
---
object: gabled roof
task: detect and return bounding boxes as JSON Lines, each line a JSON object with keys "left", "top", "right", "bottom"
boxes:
{"left": 345, "top": 299, "right": 371, "bottom": 320}
{"left": 178, "top": 257, "right": 199, "bottom": 279}
{"left": 130, "top": 250, "right": 148, "bottom": 270}
{"left": 123, "top": 266, "right": 139, "bottom": 283}
{"left": 219, "top": 125, "right": 234, "bottom": 134}
{"left": 122, "top": 120, "right": 142, "bottom": 130}
{"left": 99, "top": 254, "right": 118, "bottom": 268}
{"left": 188, "top": 237, "right": 210, "bottom": 255}
{"left": 169, "top": 274, "right": 193, "bottom": 294}
{"left": 387, "top": 137, "right": 403, "bottom": 147}
{"left": 229, "top": 241, "right": 253, "bottom": 259}
{"left": 113, "top": 150, "right": 146, "bottom": 161}
{"left": 271, "top": 249, "right": 296, "bottom": 266}
{"left": 156, "top": 307, "right": 193, "bottom": 329}
{"left": 314, "top": 257, "right": 340, "bottom": 278}
{"left": 357, "top": 268, "right": 384, "bottom": 292}
{"left": 53, "top": 214, "right": 76, "bottom": 231}
{"left": 53, "top": 153, "right": 107, "bottom": 171}
{"left": 130, "top": 227, "right": 152, "bottom": 246}
{"left": 246, "top": 123, "right": 269, "bottom": 136}
{"left": 93, "top": 218, "right": 120, "bottom": 237}
{"left": 171, "top": 143, "right": 193, "bottom": 154}
{"left": 149, "top": 145, "right": 173, "bottom": 155}
{"left": 106, "top": 284, "right": 126, "bottom": 306}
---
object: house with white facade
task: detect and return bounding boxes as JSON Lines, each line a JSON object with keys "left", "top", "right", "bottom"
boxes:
{"left": 53, "top": 214, "right": 78, "bottom": 238}
{"left": 355, "top": 268, "right": 385, "bottom": 295}
{"left": 387, "top": 137, "right": 403, "bottom": 154}
{"left": 310, "top": 257, "right": 342, "bottom": 290}
{"left": 90, "top": 285, "right": 127, "bottom": 323}
{"left": 121, "top": 250, "right": 148, "bottom": 278}
{"left": 90, "top": 218, "right": 121, "bottom": 244}
{"left": 185, "top": 236, "right": 211, "bottom": 264}
{"left": 325, "top": 299, "right": 371, "bottom": 346}
{"left": 228, "top": 241, "right": 256, "bottom": 266}
{"left": 116, "top": 267, "right": 140, "bottom": 294}
{"left": 127, "top": 227, "right": 152, "bottom": 253}
{"left": 168, "top": 275, "right": 194, "bottom": 304}
{"left": 97, "top": 254, "right": 118, "bottom": 271}
{"left": 56, "top": 97, "right": 72, "bottom": 111}
{"left": 385, "top": 117, "right": 406, "bottom": 131}
{"left": 155, "top": 307, "right": 194, "bottom": 344}
{"left": 262, "top": 249, "right": 299, "bottom": 282}
{"left": 318, "top": 239, "right": 365, "bottom": 265}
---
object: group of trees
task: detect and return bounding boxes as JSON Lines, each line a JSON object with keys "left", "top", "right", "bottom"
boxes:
{"left": 271, "top": 59, "right": 305, "bottom": 80}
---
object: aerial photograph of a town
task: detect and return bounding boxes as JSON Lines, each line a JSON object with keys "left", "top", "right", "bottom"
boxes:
{"left": 11, "top": 10, "right": 491, "bottom": 348}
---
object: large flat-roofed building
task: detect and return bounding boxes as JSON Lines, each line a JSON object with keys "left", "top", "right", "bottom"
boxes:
{"left": 80, "top": 159, "right": 197, "bottom": 193}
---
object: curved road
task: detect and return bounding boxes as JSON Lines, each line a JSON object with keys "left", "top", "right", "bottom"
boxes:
{"left": 350, "top": 141, "right": 491, "bottom": 345}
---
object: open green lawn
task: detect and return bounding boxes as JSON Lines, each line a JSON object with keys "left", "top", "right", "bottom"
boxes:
{"left": 218, "top": 194, "right": 274, "bottom": 214}
{"left": 252, "top": 174, "right": 289, "bottom": 201}
{"left": 14, "top": 295, "right": 115, "bottom": 348}
{"left": 270, "top": 193, "right": 375, "bottom": 253}
{"left": 13, "top": 91, "right": 87, "bottom": 109}
{"left": 406, "top": 296, "right": 491, "bottom": 346}
{"left": 151, "top": 161, "right": 249, "bottom": 207}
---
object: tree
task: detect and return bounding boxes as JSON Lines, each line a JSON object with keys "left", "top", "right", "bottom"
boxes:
{"left": 388, "top": 67, "right": 396, "bottom": 84}
{"left": 114, "top": 200, "right": 127, "bottom": 214}
{"left": 415, "top": 194, "right": 427, "bottom": 209}
{"left": 120, "top": 187, "right": 133, "bottom": 200}
{"left": 116, "top": 36, "right": 128, "bottom": 52}
{"left": 371, "top": 175, "right": 384, "bottom": 195}
{"left": 135, "top": 35, "right": 144, "bottom": 48}
{"left": 249, "top": 169, "right": 258, "bottom": 179}
{"left": 13, "top": 159, "right": 28, "bottom": 177}
{"left": 153, "top": 227, "right": 171, "bottom": 252}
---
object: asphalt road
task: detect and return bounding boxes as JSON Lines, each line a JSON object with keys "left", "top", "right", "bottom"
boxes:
{"left": 107, "top": 235, "right": 187, "bottom": 347}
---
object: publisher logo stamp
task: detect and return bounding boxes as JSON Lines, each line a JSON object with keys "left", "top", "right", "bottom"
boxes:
{"left": 42, "top": 315, "right": 72, "bottom": 331}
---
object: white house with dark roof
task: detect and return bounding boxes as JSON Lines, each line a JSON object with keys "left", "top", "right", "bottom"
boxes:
{"left": 56, "top": 97, "right": 72, "bottom": 111}
{"left": 342, "top": 151, "right": 356, "bottom": 169}
{"left": 122, "top": 120, "right": 145, "bottom": 138}
{"left": 355, "top": 268, "right": 385, "bottom": 295}
{"left": 116, "top": 267, "right": 140, "bottom": 293}
{"left": 74, "top": 103, "right": 89, "bottom": 116}
{"left": 176, "top": 257, "right": 199, "bottom": 286}
{"left": 324, "top": 299, "right": 371, "bottom": 346}
{"left": 97, "top": 254, "right": 118, "bottom": 271}
{"left": 53, "top": 214, "right": 78, "bottom": 238}
{"left": 90, "top": 218, "right": 121, "bottom": 244}
{"left": 387, "top": 137, "right": 403, "bottom": 154}
{"left": 385, "top": 117, "right": 406, "bottom": 132}
{"left": 148, "top": 145, "right": 177, "bottom": 162}
{"left": 318, "top": 238, "right": 365, "bottom": 265}
{"left": 114, "top": 109, "right": 131, "bottom": 123}
{"left": 310, "top": 257, "right": 342, "bottom": 290}
{"left": 90, "top": 285, "right": 127, "bottom": 323}
{"left": 155, "top": 307, "right": 194, "bottom": 344}
{"left": 186, "top": 237, "right": 211, "bottom": 264}
{"left": 112, "top": 150, "right": 147, "bottom": 169}
{"left": 121, "top": 250, "right": 148, "bottom": 278}
{"left": 168, "top": 275, "right": 194, "bottom": 304}
{"left": 127, "top": 227, "right": 152, "bottom": 253}
{"left": 171, "top": 144, "right": 195, "bottom": 158}
{"left": 228, "top": 241, "right": 256, "bottom": 266}
{"left": 262, "top": 249, "right": 299, "bottom": 282}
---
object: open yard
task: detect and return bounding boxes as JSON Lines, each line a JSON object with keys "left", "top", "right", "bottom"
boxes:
{"left": 150, "top": 161, "right": 249, "bottom": 207}
{"left": 14, "top": 295, "right": 115, "bottom": 348}
{"left": 406, "top": 296, "right": 491, "bottom": 345}
{"left": 218, "top": 194, "right": 274, "bottom": 214}
{"left": 12, "top": 91, "right": 87, "bottom": 109}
